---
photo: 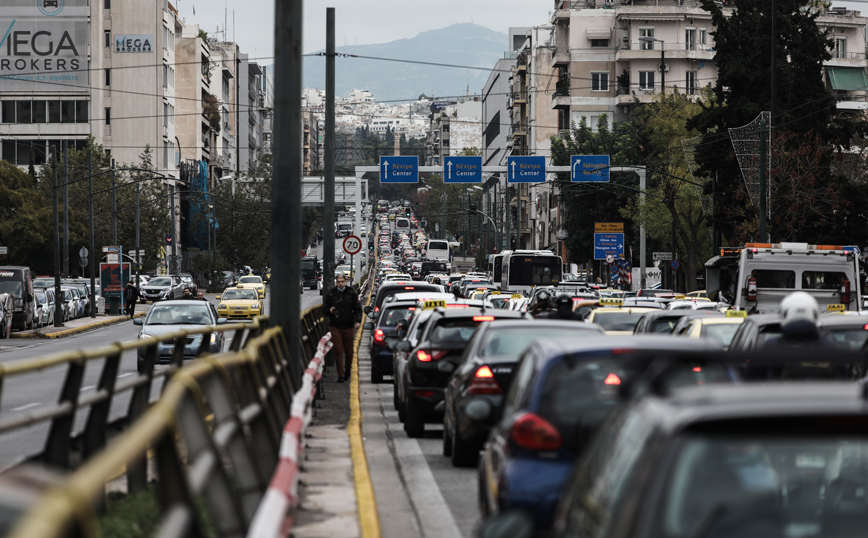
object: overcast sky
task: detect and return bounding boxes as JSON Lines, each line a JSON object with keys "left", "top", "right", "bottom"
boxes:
{"left": 174, "top": 0, "right": 554, "bottom": 65}
{"left": 174, "top": 0, "right": 867, "bottom": 65}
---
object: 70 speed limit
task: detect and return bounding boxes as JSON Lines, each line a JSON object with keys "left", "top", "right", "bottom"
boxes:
{"left": 342, "top": 235, "right": 362, "bottom": 255}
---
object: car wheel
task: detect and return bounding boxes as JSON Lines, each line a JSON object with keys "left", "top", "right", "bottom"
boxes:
{"left": 392, "top": 387, "right": 400, "bottom": 410}
{"left": 371, "top": 368, "right": 383, "bottom": 384}
{"left": 397, "top": 399, "right": 406, "bottom": 422}
{"left": 442, "top": 424, "right": 453, "bottom": 457}
{"left": 404, "top": 411, "right": 425, "bottom": 438}
{"left": 452, "top": 429, "right": 478, "bottom": 468}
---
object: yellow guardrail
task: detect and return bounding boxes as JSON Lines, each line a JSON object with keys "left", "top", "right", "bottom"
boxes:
{"left": 3, "top": 306, "right": 329, "bottom": 538}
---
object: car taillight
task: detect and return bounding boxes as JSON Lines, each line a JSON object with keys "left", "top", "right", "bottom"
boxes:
{"left": 374, "top": 306, "right": 380, "bottom": 312}
{"left": 374, "top": 329, "right": 386, "bottom": 343}
{"left": 468, "top": 365, "right": 502, "bottom": 395}
{"left": 604, "top": 373, "right": 621, "bottom": 385}
{"left": 473, "top": 315, "right": 496, "bottom": 321}
{"left": 416, "top": 349, "right": 448, "bottom": 362}
{"left": 510, "top": 412, "right": 562, "bottom": 451}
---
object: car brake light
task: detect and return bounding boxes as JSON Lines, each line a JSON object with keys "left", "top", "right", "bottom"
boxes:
{"left": 604, "top": 373, "right": 621, "bottom": 385}
{"left": 473, "top": 315, "right": 496, "bottom": 321}
{"left": 416, "top": 349, "right": 448, "bottom": 362}
{"left": 374, "top": 329, "right": 386, "bottom": 343}
{"left": 692, "top": 366, "right": 702, "bottom": 372}
{"left": 510, "top": 412, "right": 562, "bottom": 451}
{"left": 469, "top": 365, "right": 502, "bottom": 395}
{"left": 408, "top": 307, "right": 416, "bottom": 311}
{"left": 405, "top": 286, "right": 414, "bottom": 290}
{"left": 374, "top": 306, "right": 380, "bottom": 312}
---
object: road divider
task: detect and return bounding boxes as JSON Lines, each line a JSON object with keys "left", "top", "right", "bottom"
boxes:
{"left": 9, "top": 311, "right": 147, "bottom": 339}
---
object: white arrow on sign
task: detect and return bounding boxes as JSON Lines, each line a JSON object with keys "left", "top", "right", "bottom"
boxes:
{"left": 383, "top": 160, "right": 389, "bottom": 179}
{"left": 573, "top": 159, "right": 581, "bottom": 177}
{"left": 446, "top": 161, "right": 452, "bottom": 179}
{"left": 510, "top": 160, "right": 516, "bottom": 180}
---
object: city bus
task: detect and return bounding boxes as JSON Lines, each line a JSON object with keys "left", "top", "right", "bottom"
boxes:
{"left": 500, "top": 250, "right": 562, "bottom": 294}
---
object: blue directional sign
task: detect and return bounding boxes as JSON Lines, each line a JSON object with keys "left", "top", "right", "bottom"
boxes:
{"left": 594, "top": 233, "right": 625, "bottom": 261}
{"left": 508, "top": 156, "right": 545, "bottom": 183}
{"left": 379, "top": 156, "right": 418, "bottom": 183}
{"left": 444, "top": 156, "right": 482, "bottom": 184}
{"left": 571, "top": 155, "right": 610, "bottom": 182}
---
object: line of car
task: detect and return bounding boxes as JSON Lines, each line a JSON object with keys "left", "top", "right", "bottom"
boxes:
{"left": 363, "top": 271, "right": 868, "bottom": 538}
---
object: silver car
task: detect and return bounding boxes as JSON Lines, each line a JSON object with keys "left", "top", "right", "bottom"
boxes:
{"left": 134, "top": 300, "right": 226, "bottom": 372}
{"left": 35, "top": 289, "right": 55, "bottom": 327}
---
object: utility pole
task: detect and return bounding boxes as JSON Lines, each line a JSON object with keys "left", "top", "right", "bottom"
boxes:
{"left": 63, "top": 141, "right": 69, "bottom": 277}
{"left": 323, "top": 7, "right": 336, "bottom": 292}
{"left": 270, "top": 0, "right": 303, "bottom": 342}
{"left": 111, "top": 159, "right": 117, "bottom": 246}
{"left": 135, "top": 179, "right": 140, "bottom": 286}
{"left": 169, "top": 184, "right": 177, "bottom": 274}
{"left": 52, "top": 150, "right": 62, "bottom": 327}
{"left": 759, "top": 115, "right": 768, "bottom": 242}
{"left": 88, "top": 151, "right": 96, "bottom": 317}
{"left": 506, "top": 185, "right": 511, "bottom": 250}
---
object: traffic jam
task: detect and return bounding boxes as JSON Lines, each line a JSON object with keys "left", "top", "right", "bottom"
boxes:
{"left": 367, "top": 209, "right": 868, "bottom": 538}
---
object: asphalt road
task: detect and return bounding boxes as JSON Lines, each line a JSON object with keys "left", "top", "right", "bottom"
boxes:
{"left": 0, "top": 284, "right": 324, "bottom": 471}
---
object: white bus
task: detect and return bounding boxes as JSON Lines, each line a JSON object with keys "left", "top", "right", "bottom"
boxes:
{"left": 487, "top": 253, "right": 505, "bottom": 289}
{"left": 500, "top": 250, "right": 563, "bottom": 294}
{"left": 425, "top": 239, "right": 450, "bottom": 263}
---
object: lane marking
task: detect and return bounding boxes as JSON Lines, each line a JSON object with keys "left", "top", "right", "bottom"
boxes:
{"left": 12, "top": 402, "right": 40, "bottom": 412}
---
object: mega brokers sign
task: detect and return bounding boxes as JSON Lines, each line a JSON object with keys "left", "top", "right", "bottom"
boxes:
{"left": 114, "top": 35, "right": 154, "bottom": 53}
{"left": 0, "top": 0, "right": 89, "bottom": 92}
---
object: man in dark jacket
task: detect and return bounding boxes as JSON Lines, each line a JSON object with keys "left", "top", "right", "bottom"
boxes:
{"left": 124, "top": 281, "right": 140, "bottom": 319}
{"left": 323, "top": 272, "right": 362, "bottom": 382}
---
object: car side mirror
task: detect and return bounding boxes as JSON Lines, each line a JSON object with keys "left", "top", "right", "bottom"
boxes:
{"left": 363, "top": 321, "right": 373, "bottom": 330}
{"left": 217, "top": 318, "right": 228, "bottom": 325}
{"left": 25, "top": 293, "right": 33, "bottom": 303}
{"left": 364, "top": 305, "right": 372, "bottom": 314}
{"left": 396, "top": 341, "right": 411, "bottom": 352}
{"left": 133, "top": 318, "right": 143, "bottom": 325}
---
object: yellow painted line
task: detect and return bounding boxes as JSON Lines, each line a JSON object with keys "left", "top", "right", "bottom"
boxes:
{"left": 349, "top": 276, "right": 380, "bottom": 538}
{"left": 10, "top": 312, "right": 146, "bottom": 340}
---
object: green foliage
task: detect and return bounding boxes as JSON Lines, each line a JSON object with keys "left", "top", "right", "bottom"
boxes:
{"left": 0, "top": 160, "right": 52, "bottom": 271}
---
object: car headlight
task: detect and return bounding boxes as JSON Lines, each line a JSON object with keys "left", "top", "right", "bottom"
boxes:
{"left": 138, "top": 333, "right": 153, "bottom": 340}
{"left": 218, "top": 303, "right": 227, "bottom": 309}
{"left": 210, "top": 333, "right": 218, "bottom": 344}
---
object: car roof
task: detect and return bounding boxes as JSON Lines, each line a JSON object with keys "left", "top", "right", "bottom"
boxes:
{"left": 477, "top": 319, "right": 606, "bottom": 334}
{"left": 429, "top": 306, "right": 526, "bottom": 320}
{"left": 818, "top": 314, "right": 868, "bottom": 328}
{"left": 526, "top": 335, "right": 714, "bottom": 366}
{"left": 639, "top": 309, "right": 716, "bottom": 320}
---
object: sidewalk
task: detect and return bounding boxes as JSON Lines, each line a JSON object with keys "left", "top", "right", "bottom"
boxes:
{"left": 10, "top": 304, "right": 150, "bottom": 339}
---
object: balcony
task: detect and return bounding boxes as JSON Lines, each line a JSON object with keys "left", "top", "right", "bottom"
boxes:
{"left": 511, "top": 89, "right": 528, "bottom": 104}
{"left": 836, "top": 93, "right": 868, "bottom": 110}
{"left": 615, "top": 41, "right": 714, "bottom": 62}
{"left": 511, "top": 121, "right": 528, "bottom": 137}
{"left": 551, "top": 77, "right": 571, "bottom": 108}
{"left": 825, "top": 51, "right": 868, "bottom": 68}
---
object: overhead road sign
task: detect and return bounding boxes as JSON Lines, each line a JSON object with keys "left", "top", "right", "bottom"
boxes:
{"left": 595, "top": 222, "right": 623, "bottom": 233}
{"left": 571, "top": 155, "right": 610, "bottom": 182}
{"left": 594, "top": 233, "right": 625, "bottom": 260}
{"left": 508, "top": 156, "right": 545, "bottom": 183}
{"left": 653, "top": 251, "right": 673, "bottom": 261}
{"left": 380, "top": 156, "right": 419, "bottom": 183}
{"left": 444, "top": 156, "right": 482, "bottom": 184}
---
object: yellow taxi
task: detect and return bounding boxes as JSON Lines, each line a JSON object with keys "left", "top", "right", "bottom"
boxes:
{"left": 217, "top": 285, "right": 263, "bottom": 320}
{"left": 336, "top": 264, "right": 354, "bottom": 281}
{"left": 674, "top": 311, "right": 746, "bottom": 350}
{"left": 584, "top": 298, "right": 658, "bottom": 336}
{"left": 237, "top": 275, "right": 266, "bottom": 299}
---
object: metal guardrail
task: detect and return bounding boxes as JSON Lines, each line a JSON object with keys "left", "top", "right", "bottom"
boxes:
{"left": 5, "top": 306, "right": 329, "bottom": 538}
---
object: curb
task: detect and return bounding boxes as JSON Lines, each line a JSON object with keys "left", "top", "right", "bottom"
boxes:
{"left": 349, "top": 280, "right": 380, "bottom": 538}
{"left": 10, "top": 311, "right": 146, "bottom": 340}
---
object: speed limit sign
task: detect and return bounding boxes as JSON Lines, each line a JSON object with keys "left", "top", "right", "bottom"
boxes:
{"left": 606, "top": 254, "right": 614, "bottom": 264}
{"left": 342, "top": 235, "right": 362, "bottom": 255}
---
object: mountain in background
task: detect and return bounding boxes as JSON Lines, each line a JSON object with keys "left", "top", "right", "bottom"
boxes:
{"left": 303, "top": 23, "right": 508, "bottom": 102}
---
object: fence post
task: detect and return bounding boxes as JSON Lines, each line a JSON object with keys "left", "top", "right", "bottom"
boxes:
{"left": 44, "top": 357, "right": 85, "bottom": 469}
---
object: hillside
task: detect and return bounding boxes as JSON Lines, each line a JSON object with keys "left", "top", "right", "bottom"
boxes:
{"left": 303, "top": 23, "right": 508, "bottom": 101}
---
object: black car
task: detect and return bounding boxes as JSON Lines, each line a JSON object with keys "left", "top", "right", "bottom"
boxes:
{"left": 395, "top": 307, "right": 526, "bottom": 438}
{"left": 726, "top": 313, "right": 781, "bottom": 351}
{"left": 541, "top": 376, "right": 868, "bottom": 538}
{"left": 633, "top": 309, "right": 721, "bottom": 335}
{"left": 443, "top": 319, "right": 605, "bottom": 467}
{"left": 363, "top": 299, "right": 418, "bottom": 383}
{"left": 365, "top": 281, "right": 444, "bottom": 320}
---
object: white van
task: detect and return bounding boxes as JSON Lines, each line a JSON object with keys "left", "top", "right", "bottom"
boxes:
{"left": 395, "top": 217, "right": 411, "bottom": 235}
{"left": 425, "top": 239, "right": 450, "bottom": 264}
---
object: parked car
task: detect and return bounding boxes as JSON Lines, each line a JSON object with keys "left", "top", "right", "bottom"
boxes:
{"left": 0, "top": 293, "right": 12, "bottom": 338}
{"left": 478, "top": 336, "right": 732, "bottom": 533}
{"left": 443, "top": 319, "right": 604, "bottom": 467}
{"left": 35, "top": 289, "right": 55, "bottom": 328}
{"left": 134, "top": 300, "right": 226, "bottom": 372}
{"left": 58, "top": 287, "right": 76, "bottom": 322}
{"left": 0, "top": 266, "right": 36, "bottom": 330}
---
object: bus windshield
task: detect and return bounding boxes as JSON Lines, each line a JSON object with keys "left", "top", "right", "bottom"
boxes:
{"left": 301, "top": 259, "right": 316, "bottom": 279}
{"left": 508, "top": 256, "right": 561, "bottom": 287}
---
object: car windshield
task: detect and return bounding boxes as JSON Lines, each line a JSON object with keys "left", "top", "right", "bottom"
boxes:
{"left": 593, "top": 311, "right": 645, "bottom": 331}
{"left": 660, "top": 433, "right": 868, "bottom": 538}
{"left": 35, "top": 292, "right": 46, "bottom": 304}
{"left": 147, "top": 304, "right": 213, "bottom": 325}
{"left": 700, "top": 323, "right": 742, "bottom": 348}
{"left": 0, "top": 281, "right": 22, "bottom": 296}
{"left": 149, "top": 278, "right": 172, "bottom": 286}
{"left": 222, "top": 289, "right": 258, "bottom": 301}
{"left": 239, "top": 276, "right": 261, "bottom": 284}
{"left": 480, "top": 327, "right": 596, "bottom": 360}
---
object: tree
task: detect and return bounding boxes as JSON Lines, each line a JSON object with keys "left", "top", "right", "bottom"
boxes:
{"left": 688, "top": 0, "right": 868, "bottom": 244}
{"left": 0, "top": 160, "right": 52, "bottom": 272}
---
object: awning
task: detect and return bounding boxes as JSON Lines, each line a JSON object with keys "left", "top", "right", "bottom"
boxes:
{"left": 587, "top": 28, "right": 612, "bottom": 40}
{"left": 828, "top": 67, "right": 868, "bottom": 91}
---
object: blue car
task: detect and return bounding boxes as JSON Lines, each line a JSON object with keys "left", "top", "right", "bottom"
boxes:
{"left": 478, "top": 336, "right": 737, "bottom": 533}
{"left": 364, "top": 299, "right": 418, "bottom": 383}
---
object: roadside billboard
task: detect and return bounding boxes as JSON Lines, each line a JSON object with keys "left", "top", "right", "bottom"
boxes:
{"left": 100, "top": 262, "right": 131, "bottom": 299}
{"left": 0, "top": 0, "right": 90, "bottom": 92}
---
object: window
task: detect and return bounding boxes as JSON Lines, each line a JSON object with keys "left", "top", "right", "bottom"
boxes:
{"left": 591, "top": 72, "right": 609, "bottom": 91}
{"left": 639, "top": 27, "right": 655, "bottom": 49}
{"left": 105, "top": 107, "right": 111, "bottom": 126}
{"left": 590, "top": 39, "right": 609, "bottom": 48}
{"left": 685, "top": 28, "right": 696, "bottom": 50}
{"left": 163, "top": 64, "right": 168, "bottom": 89}
{"left": 484, "top": 111, "right": 500, "bottom": 148}
{"left": 105, "top": 30, "right": 110, "bottom": 48}
{"left": 686, "top": 71, "right": 697, "bottom": 94}
{"left": 105, "top": 68, "right": 111, "bottom": 86}
{"left": 1, "top": 101, "right": 14, "bottom": 123}
{"left": 32, "top": 101, "right": 46, "bottom": 123}
{"left": 639, "top": 71, "right": 655, "bottom": 90}
{"left": 61, "top": 101, "right": 74, "bottom": 123}
{"left": 104, "top": 0, "right": 110, "bottom": 8}
{"left": 16, "top": 101, "right": 32, "bottom": 124}
{"left": 75, "top": 101, "right": 88, "bottom": 123}
{"left": 48, "top": 101, "right": 61, "bottom": 123}
{"left": 699, "top": 28, "right": 707, "bottom": 46}
{"left": 834, "top": 37, "right": 847, "bottom": 59}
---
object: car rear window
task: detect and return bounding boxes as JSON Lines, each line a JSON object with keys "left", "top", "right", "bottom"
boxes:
{"left": 651, "top": 316, "right": 684, "bottom": 334}
{"left": 593, "top": 311, "right": 645, "bottom": 332}
{"left": 824, "top": 326, "right": 868, "bottom": 351}
{"left": 379, "top": 305, "right": 415, "bottom": 327}
{"left": 480, "top": 327, "right": 596, "bottom": 359}
{"left": 429, "top": 318, "right": 486, "bottom": 344}
{"left": 700, "top": 323, "right": 741, "bottom": 348}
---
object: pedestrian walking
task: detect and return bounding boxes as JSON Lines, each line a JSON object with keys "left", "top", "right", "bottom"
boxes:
{"left": 323, "top": 272, "right": 362, "bottom": 383}
{"left": 124, "top": 281, "right": 140, "bottom": 319}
